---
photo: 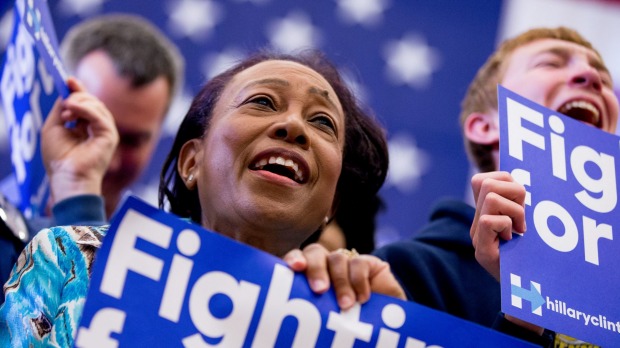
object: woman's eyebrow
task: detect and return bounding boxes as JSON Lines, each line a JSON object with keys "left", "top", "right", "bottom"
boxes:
{"left": 233, "top": 78, "right": 290, "bottom": 104}
{"left": 246, "top": 78, "right": 290, "bottom": 88}
{"left": 309, "top": 86, "right": 338, "bottom": 110}
{"left": 241, "top": 77, "right": 339, "bottom": 110}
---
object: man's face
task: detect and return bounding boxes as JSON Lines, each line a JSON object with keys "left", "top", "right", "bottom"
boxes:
{"left": 75, "top": 50, "right": 171, "bottom": 216}
{"left": 501, "top": 38, "right": 619, "bottom": 134}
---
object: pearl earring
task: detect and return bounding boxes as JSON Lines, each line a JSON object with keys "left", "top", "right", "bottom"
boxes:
{"left": 187, "top": 174, "right": 194, "bottom": 182}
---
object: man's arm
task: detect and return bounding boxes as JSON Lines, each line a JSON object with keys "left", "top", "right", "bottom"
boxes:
{"left": 41, "top": 78, "right": 118, "bottom": 225}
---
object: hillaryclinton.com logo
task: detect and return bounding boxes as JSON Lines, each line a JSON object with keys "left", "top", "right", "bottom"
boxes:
{"left": 510, "top": 273, "right": 620, "bottom": 339}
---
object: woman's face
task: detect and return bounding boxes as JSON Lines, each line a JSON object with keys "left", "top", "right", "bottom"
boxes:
{"left": 183, "top": 60, "right": 346, "bottom": 251}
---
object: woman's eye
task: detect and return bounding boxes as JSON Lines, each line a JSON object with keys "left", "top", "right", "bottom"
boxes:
{"left": 248, "top": 96, "right": 274, "bottom": 108}
{"left": 311, "top": 115, "right": 336, "bottom": 132}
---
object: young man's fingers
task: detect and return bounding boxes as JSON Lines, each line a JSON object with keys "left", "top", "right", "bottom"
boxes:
{"left": 471, "top": 171, "right": 514, "bottom": 203}
{"left": 480, "top": 190, "right": 526, "bottom": 234}
{"left": 471, "top": 181, "right": 527, "bottom": 241}
{"left": 472, "top": 214, "right": 512, "bottom": 280}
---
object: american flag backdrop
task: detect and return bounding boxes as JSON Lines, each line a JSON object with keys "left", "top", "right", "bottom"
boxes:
{"left": 1, "top": 0, "right": 619, "bottom": 245}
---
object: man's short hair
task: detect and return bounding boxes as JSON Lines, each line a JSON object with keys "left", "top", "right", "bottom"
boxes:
{"left": 61, "top": 14, "right": 184, "bottom": 100}
{"left": 460, "top": 27, "right": 604, "bottom": 172}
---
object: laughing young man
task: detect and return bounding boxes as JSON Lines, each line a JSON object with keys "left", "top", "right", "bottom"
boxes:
{"left": 375, "top": 27, "right": 617, "bottom": 347}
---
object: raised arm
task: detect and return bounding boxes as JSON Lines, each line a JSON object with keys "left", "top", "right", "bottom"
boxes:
{"left": 41, "top": 77, "right": 119, "bottom": 207}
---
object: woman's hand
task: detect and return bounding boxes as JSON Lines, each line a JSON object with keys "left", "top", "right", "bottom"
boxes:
{"left": 470, "top": 171, "right": 527, "bottom": 281}
{"left": 283, "top": 243, "right": 406, "bottom": 310}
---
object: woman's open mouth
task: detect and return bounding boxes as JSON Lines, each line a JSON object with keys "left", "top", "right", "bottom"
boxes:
{"left": 250, "top": 150, "right": 309, "bottom": 184}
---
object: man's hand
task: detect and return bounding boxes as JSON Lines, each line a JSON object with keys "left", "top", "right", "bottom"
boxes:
{"left": 42, "top": 77, "right": 119, "bottom": 204}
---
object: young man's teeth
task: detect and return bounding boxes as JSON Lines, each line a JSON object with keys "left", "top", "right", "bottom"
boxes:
{"left": 564, "top": 101, "right": 599, "bottom": 117}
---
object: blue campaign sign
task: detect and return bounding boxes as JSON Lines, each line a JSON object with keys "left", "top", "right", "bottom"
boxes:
{"left": 498, "top": 85, "right": 620, "bottom": 346}
{"left": 18, "top": 0, "right": 69, "bottom": 99}
{"left": 75, "top": 196, "right": 535, "bottom": 347}
{"left": 0, "top": 0, "right": 63, "bottom": 218}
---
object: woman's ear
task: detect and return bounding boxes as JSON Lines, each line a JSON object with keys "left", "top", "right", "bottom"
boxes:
{"left": 178, "top": 139, "right": 202, "bottom": 190}
{"left": 463, "top": 111, "right": 500, "bottom": 145}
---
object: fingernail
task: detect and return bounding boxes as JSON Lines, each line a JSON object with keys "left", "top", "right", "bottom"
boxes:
{"left": 312, "top": 279, "right": 327, "bottom": 292}
{"left": 284, "top": 251, "right": 303, "bottom": 267}
{"left": 289, "top": 255, "right": 303, "bottom": 266}
{"left": 339, "top": 295, "right": 354, "bottom": 308}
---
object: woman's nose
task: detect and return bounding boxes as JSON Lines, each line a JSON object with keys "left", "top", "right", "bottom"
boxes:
{"left": 270, "top": 114, "right": 310, "bottom": 150}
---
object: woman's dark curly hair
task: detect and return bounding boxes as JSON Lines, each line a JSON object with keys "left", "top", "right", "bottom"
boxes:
{"left": 159, "top": 49, "right": 388, "bottom": 249}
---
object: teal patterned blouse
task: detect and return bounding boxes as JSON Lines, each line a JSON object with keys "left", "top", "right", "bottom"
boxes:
{"left": 0, "top": 225, "right": 107, "bottom": 347}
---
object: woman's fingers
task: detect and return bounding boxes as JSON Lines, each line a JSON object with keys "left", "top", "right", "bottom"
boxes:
{"left": 364, "top": 257, "right": 406, "bottom": 301}
{"left": 298, "top": 243, "right": 330, "bottom": 294}
{"left": 289, "top": 244, "right": 406, "bottom": 310}
{"left": 346, "top": 256, "right": 371, "bottom": 304}
{"left": 327, "top": 250, "right": 357, "bottom": 309}
{"left": 282, "top": 248, "right": 306, "bottom": 272}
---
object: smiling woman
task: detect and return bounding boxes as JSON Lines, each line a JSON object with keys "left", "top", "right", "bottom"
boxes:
{"left": 163, "top": 59, "right": 345, "bottom": 256}
{"left": 0, "top": 49, "right": 404, "bottom": 346}
{"left": 160, "top": 49, "right": 390, "bottom": 257}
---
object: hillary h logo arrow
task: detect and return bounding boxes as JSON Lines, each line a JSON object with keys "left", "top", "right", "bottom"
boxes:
{"left": 510, "top": 274, "right": 545, "bottom": 315}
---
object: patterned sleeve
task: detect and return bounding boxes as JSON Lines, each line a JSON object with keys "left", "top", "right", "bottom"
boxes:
{"left": 0, "top": 226, "right": 96, "bottom": 347}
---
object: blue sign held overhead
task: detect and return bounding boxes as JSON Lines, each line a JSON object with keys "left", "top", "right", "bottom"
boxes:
{"left": 498, "top": 85, "right": 620, "bottom": 347}
{"left": 0, "top": 0, "right": 69, "bottom": 217}
{"left": 19, "top": 0, "right": 69, "bottom": 99}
